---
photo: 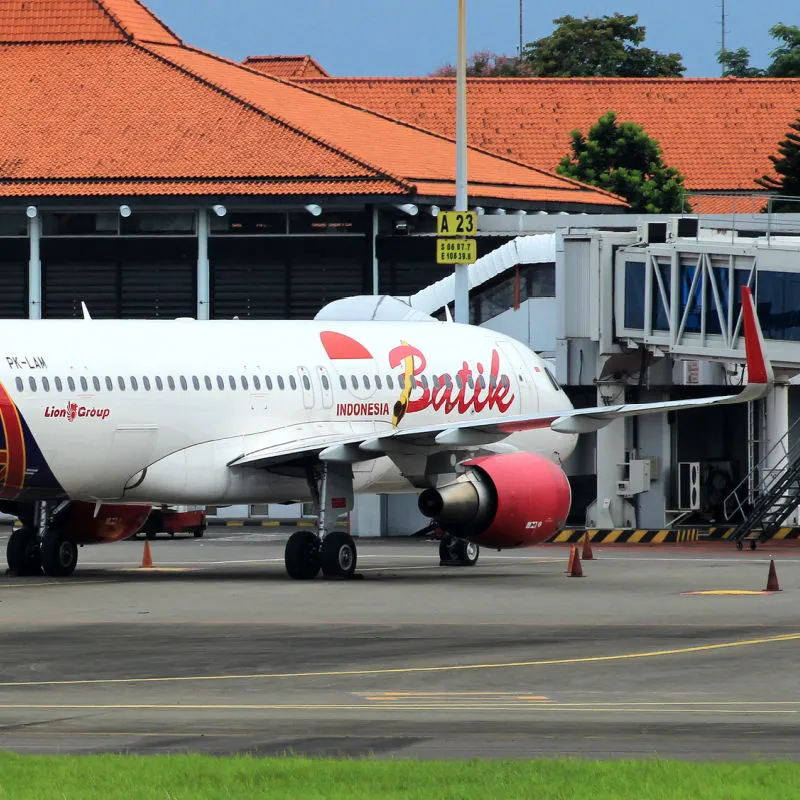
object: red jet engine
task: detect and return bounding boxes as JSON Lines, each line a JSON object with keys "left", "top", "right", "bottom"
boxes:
{"left": 418, "top": 452, "right": 571, "bottom": 548}
{"left": 54, "top": 502, "right": 152, "bottom": 544}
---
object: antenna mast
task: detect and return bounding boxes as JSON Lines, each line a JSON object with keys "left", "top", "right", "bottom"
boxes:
{"left": 519, "top": 0, "right": 524, "bottom": 56}
{"left": 720, "top": 0, "right": 726, "bottom": 75}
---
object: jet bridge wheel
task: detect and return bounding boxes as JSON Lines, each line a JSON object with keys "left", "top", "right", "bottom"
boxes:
{"left": 320, "top": 532, "right": 358, "bottom": 579}
{"left": 285, "top": 530, "right": 321, "bottom": 580}
{"left": 39, "top": 528, "right": 78, "bottom": 578}
{"left": 6, "top": 527, "right": 42, "bottom": 576}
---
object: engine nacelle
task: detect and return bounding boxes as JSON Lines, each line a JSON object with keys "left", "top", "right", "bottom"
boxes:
{"left": 54, "top": 502, "right": 153, "bottom": 545}
{"left": 418, "top": 452, "right": 571, "bottom": 549}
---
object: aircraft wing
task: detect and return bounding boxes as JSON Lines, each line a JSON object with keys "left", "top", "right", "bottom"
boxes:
{"left": 231, "top": 287, "right": 772, "bottom": 467}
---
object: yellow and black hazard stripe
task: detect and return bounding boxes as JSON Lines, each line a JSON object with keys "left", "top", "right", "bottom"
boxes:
{"left": 548, "top": 528, "right": 700, "bottom": 544}
{"left": 704, "top": 526, "right": 800, "bottom": 540}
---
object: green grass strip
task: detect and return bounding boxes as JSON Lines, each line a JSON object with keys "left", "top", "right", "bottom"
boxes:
{"left": 1, "top": 754, "right": 799, "bottom": 799}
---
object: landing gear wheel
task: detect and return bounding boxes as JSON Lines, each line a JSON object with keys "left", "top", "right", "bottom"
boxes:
{"left": 285, "top": 530, "right": 321, "bottom": 580}
{"left": 320, "top": 532, "right": 358, "bottom": 579}
{"left": 6, "top": 528, "right": 42, "bottom": 576}
{"left": 454, "top": 539, "right": 480, "bottom": 566}
{"left": 750, "top": 540, "right": 757, "bottom": 551}
{"left": 439, "top": 535, "right": 480, "bottom": 566}
{"left": 39, "top": 529, "right": 78, "bottom": 577}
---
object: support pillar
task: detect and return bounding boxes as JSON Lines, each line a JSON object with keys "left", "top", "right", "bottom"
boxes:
{"left": 196, "top": 209, "right": 210, "bottom": 320}
{"left": 28, "top": 212, "right": 41, "bottom": 320}
{"left": 371, "top": 206, "right": 379, "bottom": 295}
{"left": 350, "top": 494, "right": 385, "bottom": 538}
{"left": 585, "top": 383, "right": 636, "bottom": 528}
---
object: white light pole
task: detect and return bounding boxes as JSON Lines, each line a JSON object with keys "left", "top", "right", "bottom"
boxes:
{"left": 454, "top": 0, "right": 470, "bottom": 324}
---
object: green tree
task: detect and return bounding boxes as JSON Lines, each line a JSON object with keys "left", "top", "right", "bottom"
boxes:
{"left": 431, "top": 51, "right": 536, "bottom": 77}
{"left": 522, "top": 14, "right": 685, "bottom": 78}
{"left": 756, "top": 112, "right": 800, "bottom": 211}
{"left": 766, "top": 23, "right": 800, "bottom": 77}
{"left": 556, "top": 111, "right": 689, "bottom": 213}
{"left": 718, "top": 47, "right": 765, "bottom": 77}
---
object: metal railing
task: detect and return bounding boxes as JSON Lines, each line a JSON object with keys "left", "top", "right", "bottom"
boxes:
{"left": 723, "top": 416, "right": 800, "bottom": 523}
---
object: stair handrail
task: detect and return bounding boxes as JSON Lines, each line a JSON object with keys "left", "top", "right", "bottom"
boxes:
{"left": 723, "top": 416, "right": 800, "bottom": 522}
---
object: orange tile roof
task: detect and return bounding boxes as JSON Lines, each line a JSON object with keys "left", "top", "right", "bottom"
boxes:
{"left": 0, "top": 1, "right": 624, "bottom": 207}
{"left": 299, "top": 77, "right": 800, "bottom": 193}
{"left": 0, "top": 0, "right": 181, "bottom": 44}
{"left": 244, "top": 55, "right": 328, "bottom": 79}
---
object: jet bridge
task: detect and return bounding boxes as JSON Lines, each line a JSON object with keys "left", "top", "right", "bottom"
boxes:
{"left": 557, "top": 216, "right": 800, "bottom": 529}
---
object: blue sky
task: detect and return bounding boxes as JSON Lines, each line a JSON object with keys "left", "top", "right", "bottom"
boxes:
{"left": 147, "top": 1, "right": 796, "bottom": 78}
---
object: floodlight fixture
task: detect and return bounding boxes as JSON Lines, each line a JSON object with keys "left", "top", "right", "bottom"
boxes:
{"left": 395, "top": 203, "right": 419, "bottom": 216}
{"left": 305, "top": 204, "right": 323, "bottom": 217}
{"left": 492, "top": 208, "right": 507, "bottom": 215}
{"left": 212, "top": 204, "right": 227, "bottom": 217}
{"left": 25, "top": 206, "right": 38, "bottom": 219}
{"left": 429, "top": 205, "right": 441, "bottom": 217}
{"left": 119, "top": 204, "right": 132, "bottom": 218}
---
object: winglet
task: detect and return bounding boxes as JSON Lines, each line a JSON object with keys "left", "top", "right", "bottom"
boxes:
{"left": 741, "top": 286, "right": 774, "bottom": 386}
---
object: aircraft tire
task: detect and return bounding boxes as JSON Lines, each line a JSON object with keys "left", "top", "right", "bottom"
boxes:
{"left": 454, "top": 539, "right": 480, "bottom": 566}
{"left": 39, "top": 529, "right": 78, "bottom": 578}
{"left": 320, "top": 532, "right": 357, "bottom": 579}
{"left": 285, "top": 530, "right": 321, "bottom": 580}
{"left": 6, "top": 528, "right": 42, "bottom": 576}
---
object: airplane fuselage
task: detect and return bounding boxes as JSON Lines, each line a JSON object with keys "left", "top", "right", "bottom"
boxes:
{"left": 0, "top": 319, "right": 577, "bottom": 506}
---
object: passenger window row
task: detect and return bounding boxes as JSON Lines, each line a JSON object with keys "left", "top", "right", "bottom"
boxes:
{"left": 15, "top": 372, "right": 512, "bottom": 395}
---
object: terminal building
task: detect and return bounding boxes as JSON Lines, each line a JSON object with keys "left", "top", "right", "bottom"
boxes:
{"left": 2, "top": 1, "right": 799, "bottom": 538}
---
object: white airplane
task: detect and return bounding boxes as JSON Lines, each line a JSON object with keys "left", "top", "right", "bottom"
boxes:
{"left": 2, "top": 287, "right": 771, "bottom": 580}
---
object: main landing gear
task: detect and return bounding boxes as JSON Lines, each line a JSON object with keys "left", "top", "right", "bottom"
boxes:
{"left": 284, "top": 463, "right": 358, "bottom": 580}
{"left": 5, "top": 503, "right": 78, "bottom": 578}
{"left": 439, "top": 533, "right": 480, "bottom": 567}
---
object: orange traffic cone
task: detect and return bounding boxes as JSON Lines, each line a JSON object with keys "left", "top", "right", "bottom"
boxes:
{"left": 565, "top": 544, "right": 575, "bottom": 574}
{"left": 765, "top": 559, "right": 780, "bottom": 592}
{"left": 141, "top": 539, "right": 154, "bottom": 569}
{"left": 566, "top": 545, "right": 584, "bottom": 578}
{"left": 582, "top": 531, "right": 595, "bottom": 561}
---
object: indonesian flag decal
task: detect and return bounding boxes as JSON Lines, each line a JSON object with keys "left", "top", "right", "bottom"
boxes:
{"left": 320, "top": 331, "right": 379, "bottom": 401}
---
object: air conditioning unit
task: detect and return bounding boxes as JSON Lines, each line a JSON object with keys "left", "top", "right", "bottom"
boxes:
{"left": 678, "top": 461, "right": 701, "bottom": 510}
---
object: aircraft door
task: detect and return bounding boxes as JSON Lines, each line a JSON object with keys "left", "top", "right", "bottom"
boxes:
{"left": 297, "top": 366, "right": 315, "bottom": 410}
{"left": 315, "top": 366, "right": 334, "bottom": 409}
{"left": 496, "top": 340, "right": 538, "bottom": 413}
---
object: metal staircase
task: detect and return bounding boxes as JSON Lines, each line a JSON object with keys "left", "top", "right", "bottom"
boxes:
{"left": 723, "top": 418, "right": 800, "bottom": 548}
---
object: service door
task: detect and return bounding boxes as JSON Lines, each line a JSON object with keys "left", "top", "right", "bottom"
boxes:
{"left": 315, "top": 366, "right": 334, "bottom": 409}
{"left": 297, "top": 366, "right": 315, "bottom": 410}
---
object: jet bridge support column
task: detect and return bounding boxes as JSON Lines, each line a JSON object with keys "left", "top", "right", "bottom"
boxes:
{"left": 586, "top": 382, "right": 636, "bottom": 529}
{"left": 764, "top": 383, "right": 797, "bottom": 525}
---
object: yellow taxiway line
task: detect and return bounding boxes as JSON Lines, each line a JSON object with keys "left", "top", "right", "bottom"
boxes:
{"left": 0, "top": 632, "right": 798, "bottom": 688}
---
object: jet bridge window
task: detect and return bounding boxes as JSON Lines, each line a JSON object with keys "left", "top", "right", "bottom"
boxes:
{"left": 55, "top": 377, "right": 63, "bottom": 392}
{"left": 28, "top": 377, "right": 36, "bottom": 392}
{"left": 15, "top": 377, "right": 23, "bottom": 392}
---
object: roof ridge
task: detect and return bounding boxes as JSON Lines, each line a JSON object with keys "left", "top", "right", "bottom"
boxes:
{"left": 94, "top": 0, "right": 182, "bottom": 44}
{"left": 301, "top": 75, "right": 800, "bottom": 84}
{"left": 146, "top": 42, "right": 412, "bottom": 192}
